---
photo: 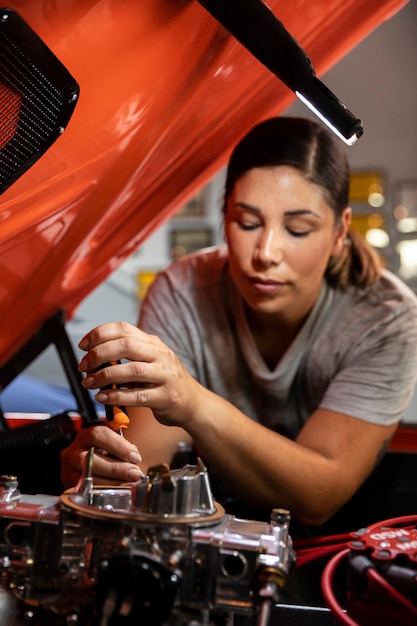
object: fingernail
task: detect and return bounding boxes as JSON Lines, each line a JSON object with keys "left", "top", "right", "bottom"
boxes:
{"left": 128, "top": 467, "right": 144, "bottom": 481}
{"left": 78, "top": 337, "right": 89, "bottom": 350}
{"left": 83, "top": 375, "right": 94, "bottom": 388}
{"left": 95, "top": 392, "right": 108, "bottom": 401}
{"left": 129, "top": 450, "right": 142, "bottom": 464}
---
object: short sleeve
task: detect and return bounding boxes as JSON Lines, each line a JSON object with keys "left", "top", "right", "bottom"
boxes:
{"left": 316, "top": 281, "right": 417, "bottom": 425}
{"left": 138, "top": 270, "right": 200, "bottom": 378}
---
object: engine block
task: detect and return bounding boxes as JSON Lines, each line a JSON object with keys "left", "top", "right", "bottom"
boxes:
{"left": 0, "top": 456, "right": 295, "bottom": 626}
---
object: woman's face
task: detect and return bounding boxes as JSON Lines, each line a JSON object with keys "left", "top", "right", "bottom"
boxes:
{"left": 224, "top": 166, "right": 351, "bottom": 325}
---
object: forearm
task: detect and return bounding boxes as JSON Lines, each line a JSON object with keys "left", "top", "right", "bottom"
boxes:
{"left": 183, "top": 387, "right": 347, "bottom": 525}
{"left": 76, "top": 323, "right": 392, "bottom": 525}
{"left": 125, "top": 407, "right": 193, "bottom": 472}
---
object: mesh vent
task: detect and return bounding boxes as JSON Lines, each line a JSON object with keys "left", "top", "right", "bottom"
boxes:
{"left": 0, "top": 79, "right": 22, "bottom": 150}
{"left": 0, "top": 9, "right": 79, "bottom": 194}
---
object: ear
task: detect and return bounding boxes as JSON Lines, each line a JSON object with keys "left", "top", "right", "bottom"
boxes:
{"left": 331, "top": 207, "right": 352, "bottom": 256}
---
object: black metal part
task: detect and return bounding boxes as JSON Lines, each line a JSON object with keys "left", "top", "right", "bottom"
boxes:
{"left": 0, "top": 564, "right": 339, "bottom": 626}
{"left": 196, "top": 0, "right": 363, "bottom": 142}
{"left": 95, "top": 555, "right": 180, "bottom": 626}
{"left": 0, "top": 309, "right": 99, "bottom": 427}
{"left": 0, "top": 412, "right": 77, "bottom": 494}
{"left": 0, "top": 7, "right": 79, "bottom": 194}
{"left": 0, "top": 310, "right": 99, "bottom": 494}
{"left": 197, "top": 0, "right": 313, "bottom": 91}
{"left": 0, "top": 410, "right": 76, "bottom": 454}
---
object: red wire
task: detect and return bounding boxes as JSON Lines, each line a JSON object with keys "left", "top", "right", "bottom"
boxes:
{"left": 366, "top": 515, "right": 417, "bottom": 531}
{"left": 366, "top": 567, "right": 417, "bottom": 619}
{"left": 295, "top": 517, "right": 417, "bottom": 625}
{"left": 294, "top": 532, "right": 352, "bottom": 549}
{"left": 296, "top": 540, "right": 347, "bottom": 556}
{"left": 296, "top": 542, "right": 348, "bottom": 568}
{"left": 321, "top": 548, "right": 360, "bottom": 626}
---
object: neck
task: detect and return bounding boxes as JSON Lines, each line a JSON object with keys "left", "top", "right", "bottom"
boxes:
{"left": 245, "top": 307, "right": 307, "bottom": 370}
{"left": 246, "top": 306, "right": 307, "bottom": 337}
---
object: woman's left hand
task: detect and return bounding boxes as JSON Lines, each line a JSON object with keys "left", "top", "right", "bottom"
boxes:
{"left": 60, "top": 424, "right": 144, "bottom": 489}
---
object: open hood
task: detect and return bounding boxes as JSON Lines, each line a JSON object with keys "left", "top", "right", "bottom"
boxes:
{"left": 0, "top": 0, "right": 408, "bottom": 371}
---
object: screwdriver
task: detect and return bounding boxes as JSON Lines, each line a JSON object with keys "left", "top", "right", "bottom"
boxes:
{"left": 106, "top": 404, "right": 130, "bottom": 437}
{"left": 96, "top": 361, "right": 130, "bottom": 436}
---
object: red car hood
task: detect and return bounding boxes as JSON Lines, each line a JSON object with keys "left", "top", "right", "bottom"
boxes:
{"left": 0, "top": 0, "right": 408, "bottom": 366}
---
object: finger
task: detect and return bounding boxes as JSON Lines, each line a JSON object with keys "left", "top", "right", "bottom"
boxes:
{"left": 92, "top": 451, "right": 144, "bottom": 483}
{"left": 93, "top": 386, "right": 158, "bottom": 409}
{"left": 78, "top": 330, "right": 164, "bottom": 376}
{"left": 61, "top": 455, "right": 144, "bottom": 489}
{"left": 81, "top": 360, "right": 162, "bottom": 391}
{"left": 86, "top": 424, "right": 143, "bottom": 463}
{"left": 78, "top": 322, "right": 137, "bottom": 351}
{"left": 60, "top": 431, "right": 145, "bottom": 487}
{"left": 65, "top": 424, "right": 143, "bottom": 466}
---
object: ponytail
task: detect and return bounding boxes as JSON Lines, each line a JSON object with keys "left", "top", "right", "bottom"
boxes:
{"left": 325, "top": 229, "right": 383, "bottom": 289}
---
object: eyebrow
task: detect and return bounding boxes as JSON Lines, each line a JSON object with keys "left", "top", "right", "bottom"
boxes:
{"left": 233, "top": 201, "right": 321, "bottom": 219}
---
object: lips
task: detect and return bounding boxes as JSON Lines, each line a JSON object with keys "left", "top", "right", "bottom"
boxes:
{"left": 249, "top": 276, "right": 285, "bottom": 286}
{"left": 248, "top": 276, "right": 287, "bottom": 294}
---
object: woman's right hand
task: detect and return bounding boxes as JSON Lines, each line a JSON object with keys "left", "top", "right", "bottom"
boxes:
{"left": 78, "top": 322, "right": 201, "bottom": 429}
{"left": 60, "top": 424, "right": 144, "bottom": 489}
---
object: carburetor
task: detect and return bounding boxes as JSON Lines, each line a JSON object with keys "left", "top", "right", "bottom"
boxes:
{"left": 0, "top": 452, "right": 295, "bottom": 626}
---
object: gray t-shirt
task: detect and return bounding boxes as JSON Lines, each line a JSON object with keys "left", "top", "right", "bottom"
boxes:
{"left": 139, "top": 246, "right": 417, "bottom": 439}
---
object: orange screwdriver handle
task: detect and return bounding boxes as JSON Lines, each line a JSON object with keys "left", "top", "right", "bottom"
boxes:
{"left": 108, "top": 405, "right": 130, "bottom": 432}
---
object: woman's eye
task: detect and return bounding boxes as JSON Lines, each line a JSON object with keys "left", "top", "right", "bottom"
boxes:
{"left": 238, "top": 222, "right": 259, "bottom": 230}
{"left": 287, "top": 227, "right": 311, "bottom": 237}
{"left": 237, "top": 219, "right": 260, "bottom": 231}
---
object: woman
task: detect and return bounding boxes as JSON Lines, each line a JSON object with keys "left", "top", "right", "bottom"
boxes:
{"left": 61, "top": 117, "right": 417, "bottom": 527}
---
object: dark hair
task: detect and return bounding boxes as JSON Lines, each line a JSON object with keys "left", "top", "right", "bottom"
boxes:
{"left": 224, "top": 117, "right": 382, "bottom": 289}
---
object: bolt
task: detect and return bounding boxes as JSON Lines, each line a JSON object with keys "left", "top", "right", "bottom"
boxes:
{"left": 23, "top": 610, "right": 35, "bottom": 621}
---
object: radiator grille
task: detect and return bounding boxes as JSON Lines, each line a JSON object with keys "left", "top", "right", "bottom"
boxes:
{"left": 0, "top": 9, "right": 79, "bottom": 193}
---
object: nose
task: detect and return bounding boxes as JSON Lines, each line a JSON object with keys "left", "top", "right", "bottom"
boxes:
{"left": 254, "top": 226, "right": 283, "bottom": 266}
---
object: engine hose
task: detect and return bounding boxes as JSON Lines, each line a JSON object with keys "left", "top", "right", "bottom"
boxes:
{"left": 0, "top": 411, "right": 76, "bottom": 452}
